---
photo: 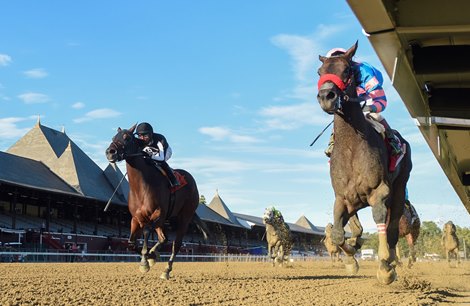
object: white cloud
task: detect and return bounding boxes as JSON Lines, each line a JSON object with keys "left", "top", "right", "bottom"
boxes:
{"left": 0, "top": 117, "right": 30, "bottom": 139}
{"left": 72, "top": 102, "right": 85, "bottom": 109}
{"left": 23, "top": 68, "right": 48, "bottom": 79}
{"left": 0, "top": 54, "right": 12, "bottom": 66}
{"left": 259, "top": 102, "right": 331, "bottom": 130}
{"left": 73, "top": 108, "right": 121, "bottom": 123}
{"left": 198, "top": 126, "right": 259, "bottom": 144}
{"left": 17, "top": 92, "right": 50, "bottom": 104}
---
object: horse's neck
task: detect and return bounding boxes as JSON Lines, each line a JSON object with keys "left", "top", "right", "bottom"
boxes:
{"left": 334, "top": 104, "right": 370, "bottom": 143}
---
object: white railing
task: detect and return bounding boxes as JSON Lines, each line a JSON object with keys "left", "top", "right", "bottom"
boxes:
{"left": 0, "top": 251, "right": 323, "bottom": 263}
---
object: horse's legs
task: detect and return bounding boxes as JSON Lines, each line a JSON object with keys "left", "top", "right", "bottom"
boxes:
{"left": 139, "top": 225, "right": 150, "bottom": 273}
{"left": 160, "top": 214, "right": 191, "bottom": 280}
{"left": 331, "top": 198, "right": 358, "bottom": 274}
{"left": 128, "top": 217, "right": 141, "bottom": 251}
{"left": 347, "top": 214, "right": 364, "bottom": 249}
{"left": 405, "top": 234, "right": 415, "bottom": 268}
{"left": 331, "top": 199, "right": 355, "bottom": 254}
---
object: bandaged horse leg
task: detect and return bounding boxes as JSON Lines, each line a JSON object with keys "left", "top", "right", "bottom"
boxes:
{"left": 371, "top": 191, "right": 399, "bottom": 285}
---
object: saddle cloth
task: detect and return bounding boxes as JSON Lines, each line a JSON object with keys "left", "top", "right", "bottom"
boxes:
{"left": 365, "top": 114, "right": 405, "bottom": 172}
{"left": 170, "top": 171, "right": 187, "bottom": 193}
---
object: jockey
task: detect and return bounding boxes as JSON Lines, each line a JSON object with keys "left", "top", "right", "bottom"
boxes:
{"left": 135, "top": 122, "right": 180, "bottom": 187}
{"left": 324, "top": 48, "right": 402, "bottom": 158}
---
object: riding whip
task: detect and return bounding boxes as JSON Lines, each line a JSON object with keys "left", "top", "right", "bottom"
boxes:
{"left": 103, "top": 172, "right": 128, "bottom": 212}
{"left": 309, "top": 119, "right": 334, "bottom": 147}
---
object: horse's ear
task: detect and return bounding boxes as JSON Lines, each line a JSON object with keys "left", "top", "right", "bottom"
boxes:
{"left": 129, "top": 123, "right": 137, "bottom": 133}
{"left": 344, "top": 40, "right": 358, "bottom": 61}
{"left": 117, "top": 127, "right": 122, "bottom": 132}
{"left": 319, "top": 55, "right": 327, "bottom": 63}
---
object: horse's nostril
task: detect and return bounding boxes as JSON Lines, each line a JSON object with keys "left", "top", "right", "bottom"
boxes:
{"left": 326, "top": 91, "right": 336, "bottom": 100}
{"left": 109, "top": 149, "right": 116, "bottom": 155}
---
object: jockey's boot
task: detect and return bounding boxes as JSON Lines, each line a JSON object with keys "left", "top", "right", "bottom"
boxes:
{"left": 159, "top": 161, "right": 180, "bottom": 187}
{"left": 380, "top": 119, "right": 401, "bottom": 156}
{"left": 324, "top": 132, "right": 335, "bottom": 158}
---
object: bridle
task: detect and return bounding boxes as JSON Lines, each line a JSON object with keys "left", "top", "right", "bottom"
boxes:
{"left": 108, "top": 132, "right": 145, "bottom": 162}
{"left": 317, "top": 59, "right": 363, "bottom": 112}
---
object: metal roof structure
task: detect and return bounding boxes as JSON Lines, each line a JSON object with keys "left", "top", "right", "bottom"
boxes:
{"left": 347, "top": 0, "right": 470, "bottom": 214}
{"left": 0, "top": 151, "right": 79, "bottom": 196}
{"left": 5, "top": 120, "right": 127, "bottom": 205}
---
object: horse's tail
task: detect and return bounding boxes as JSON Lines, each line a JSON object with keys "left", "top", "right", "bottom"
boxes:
{"left": 193, "top": 213, "right": 211, "bottom": 241}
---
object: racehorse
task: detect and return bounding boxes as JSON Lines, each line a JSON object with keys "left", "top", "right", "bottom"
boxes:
{"left": 442, "top": 221, "right": 460, "bottom": 267}
{"left": 105, "top": 124, "right": 209, "bottom": 279}
{"left": 321, "top": 223, "right": 342, "bottom": 264}
{"left": 316, "top": 41, "right": 412, "bottom": 284}
{"left": 262, "top": 207, "right": 293, "bottom": 267}
{"left": 396, "top": 200, "right": 420, "bottom": 268}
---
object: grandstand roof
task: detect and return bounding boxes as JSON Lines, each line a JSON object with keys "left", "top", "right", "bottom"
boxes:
{"left": 295, "top": 215, "right": 324, "bottom": 235}
{"left": 0, "top": 151, "right": 80, "bottom": 196}
{"left": 196, "top": 204, "right": 239, "bottom": 227}
{"left": 207, "top": 191, "right": 243, "bottom": 227}
{"left": 6, "top": 120, "right": 127, "bottom": 205}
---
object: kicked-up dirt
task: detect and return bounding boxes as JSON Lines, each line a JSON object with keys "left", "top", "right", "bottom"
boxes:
{"left": 1, "top": 260, "right": 469, "bottom": 305}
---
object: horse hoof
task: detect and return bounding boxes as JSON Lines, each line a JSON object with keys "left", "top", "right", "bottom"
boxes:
{"left": 344, "top": 258, "right": 359, "bottom": 275}
{"left": 139, "top": 263, "right": 150, "bottom": 273}
{"left": 147, "top": 258, "right": 156, "bottom": 267}
{"left": 377, "top": 266, "right": 397, "bottom": 285}
{"left": 160, "top": 272, "right": 170, "bottom": 280}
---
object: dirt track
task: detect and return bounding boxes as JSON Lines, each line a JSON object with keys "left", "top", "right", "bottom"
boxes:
{"left": 1, "top": 260, "right": 469, "bottom": 305}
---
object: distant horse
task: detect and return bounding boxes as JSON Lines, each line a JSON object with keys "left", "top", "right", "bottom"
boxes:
{"left": 442, "top": 221, "right": 460, "bottom": 266}
{"left": 105, "top": 124, "right": 209, "bottom": 279}
{"left": 321, "top": 223, "right": 342, "bottom": 263}
{"left": 262, "top": 207, "right": 293, "bottom": 267}
{"left": 316, "top": 41, "right": 412, "bottom": 284}
{"left": 396, "top": 200, "right": 420, "bottom": 268}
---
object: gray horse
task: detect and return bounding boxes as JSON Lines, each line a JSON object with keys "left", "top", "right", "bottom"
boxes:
{"left": 317, "top": 41, "right": 412, "bottom": 284}
{"left": 321, "top": 223, "right": 342, "bottom": 263}
{"left": 442, "top": 221, "right": 460, "bottom": 266}
{"left": 262, "top": 207, "right": 293, "bottom": 267}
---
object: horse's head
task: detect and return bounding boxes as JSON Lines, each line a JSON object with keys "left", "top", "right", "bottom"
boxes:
{"left": 262, "top": 207, "right": 274, "bottom": 225}
{"left": 325, "top": 223, "right": 333, "bottom": 235}
{"left": 317, "top": 41, "right": 358, "bottom": 114}
{"left": 105, "top": 123, "right": 142, "bottom": 163}
{"left": 263, "top": 206, "right": 285, "bottom": 225}
{"left": 444, "top": 221, "right": 456, "bottom": 235}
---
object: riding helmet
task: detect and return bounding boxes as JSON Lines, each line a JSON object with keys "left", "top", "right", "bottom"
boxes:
{"left": 136, "top": 122, "right": 153, "bottom": 135}
{"left": 326, "top": 48, "right": 346, "bottom": 57}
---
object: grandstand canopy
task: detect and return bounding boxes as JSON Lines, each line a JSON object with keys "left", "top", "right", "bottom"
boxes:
{"left": 347, "top": 0, "right": 470, "bottom": 213}
{"left": 6, "top": 120, "right": 127, "bottom": 205}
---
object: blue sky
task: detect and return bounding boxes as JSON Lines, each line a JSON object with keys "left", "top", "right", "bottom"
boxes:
{"left": 1, "top": 1, "right": 469, "bottom": 232}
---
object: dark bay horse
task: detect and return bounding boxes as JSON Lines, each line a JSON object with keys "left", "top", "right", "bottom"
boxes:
{"left": 397, "top": 200, "right": 420, "bottom": 268}
{"left": 316, "top": 41, "right": 412, "bottom": 284}
{"left": 105, "top": 124, "right": 208, "bottom": 279}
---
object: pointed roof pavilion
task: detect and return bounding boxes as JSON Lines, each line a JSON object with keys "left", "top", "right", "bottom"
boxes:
{"left": 207, "top": 190, "right": 243, "bottom": 227}
{"left": 7, "top": 122, "right": 127, "bottom": 205}
{"left": 295, "top": 215, "right": 324, "bottom": 234}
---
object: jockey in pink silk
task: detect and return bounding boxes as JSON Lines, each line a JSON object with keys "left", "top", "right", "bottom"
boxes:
{"left": 324, "top": 48, "right": 402, "bottom": 158}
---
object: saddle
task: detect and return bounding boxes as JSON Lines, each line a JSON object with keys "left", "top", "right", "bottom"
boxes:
{"left": 153, "top": 163, "right": 187, "bottom": 192}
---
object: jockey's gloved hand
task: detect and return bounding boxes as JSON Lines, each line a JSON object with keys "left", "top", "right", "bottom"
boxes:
{"left": 362, "top": 104, "right": 377, "bottom": 113}
{"left": 143, "top": 146, "right": 159, "bottom": 156}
